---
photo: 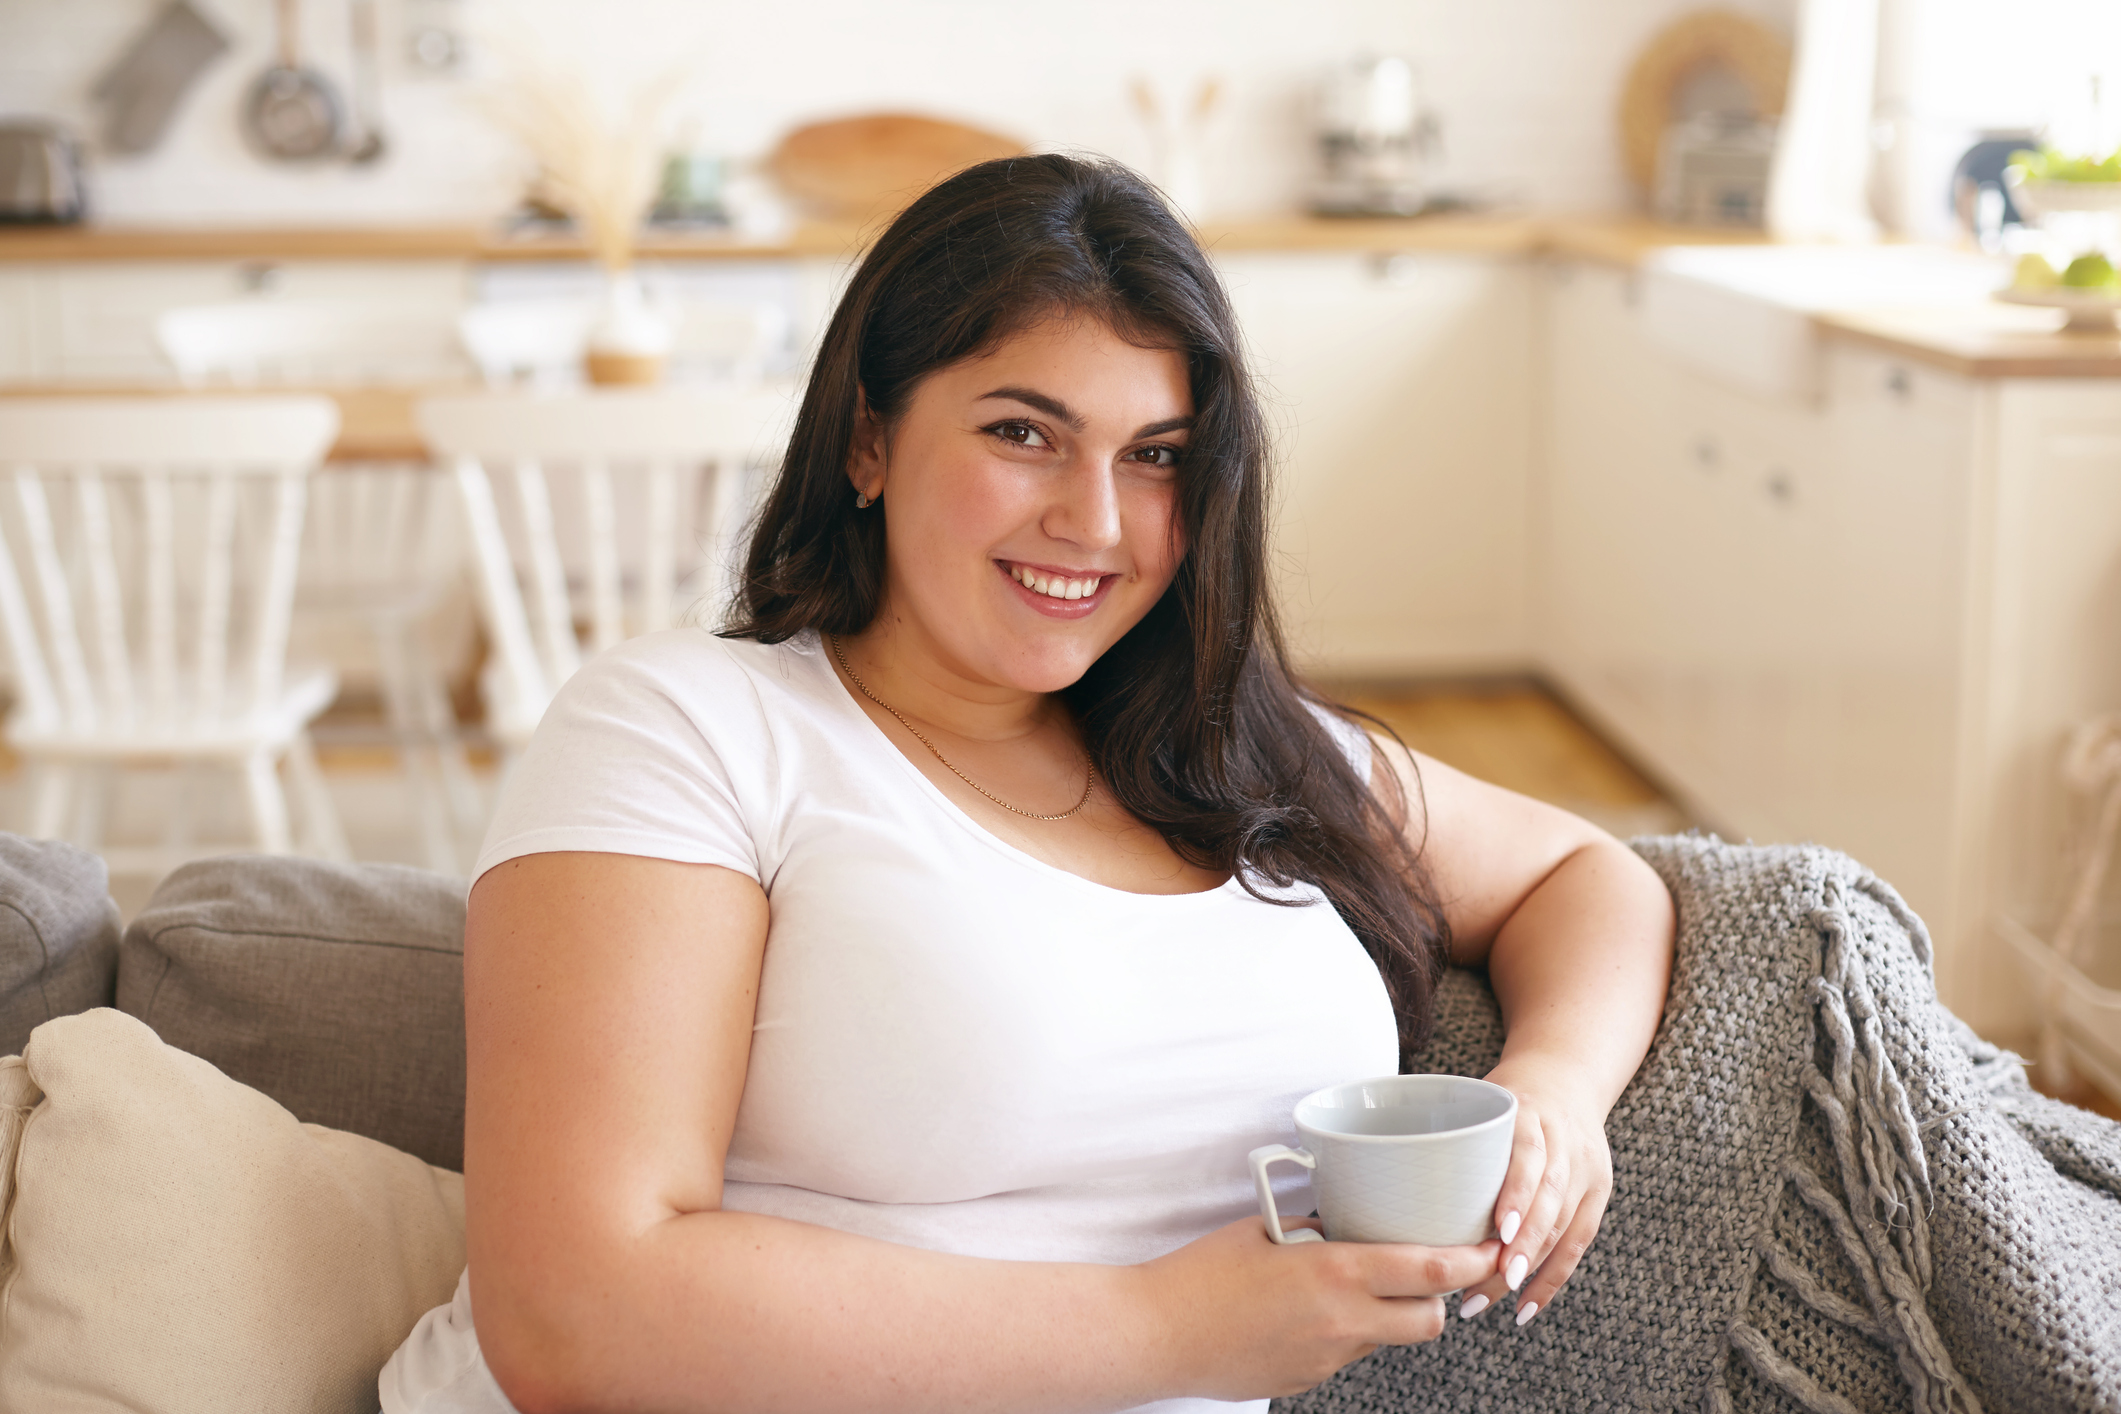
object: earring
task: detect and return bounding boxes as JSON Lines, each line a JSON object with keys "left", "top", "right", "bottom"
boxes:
{"left": 854, "top": 490, "right": 874, "bottom": 509}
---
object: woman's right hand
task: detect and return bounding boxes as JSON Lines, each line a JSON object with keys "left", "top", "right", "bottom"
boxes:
{"left": 1134, "top": 1216, "right": 1503, "bottom": 1401}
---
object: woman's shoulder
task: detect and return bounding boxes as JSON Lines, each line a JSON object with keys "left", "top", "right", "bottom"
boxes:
{"left": 560, "top": 628, "right": 829, "bottom": 720}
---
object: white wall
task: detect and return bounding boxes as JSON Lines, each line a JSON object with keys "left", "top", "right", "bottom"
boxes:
{"left": 1, "top": 0, "right": 1794, "bottom": 227}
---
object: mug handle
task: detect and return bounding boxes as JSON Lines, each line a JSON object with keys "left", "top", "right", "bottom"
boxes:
{"left": 1248, "top": 1144, "right": 1323, "bottom": 1244}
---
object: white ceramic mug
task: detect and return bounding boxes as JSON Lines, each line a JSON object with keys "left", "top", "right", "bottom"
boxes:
{"left": 1249, "top": 1074, "right": 1517, "bottom": 1246}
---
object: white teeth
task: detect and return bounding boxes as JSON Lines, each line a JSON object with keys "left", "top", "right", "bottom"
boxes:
{"left": 1009, "top": 564, "right": 1100, "bottom": 600}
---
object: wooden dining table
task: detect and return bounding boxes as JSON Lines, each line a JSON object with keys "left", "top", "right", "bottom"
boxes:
{"left": 0, "top": 383, "right": 480, "bottom": 463}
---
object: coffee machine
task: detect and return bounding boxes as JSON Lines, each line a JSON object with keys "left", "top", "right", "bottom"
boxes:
{"left": 1311, "top": 56, "right": 1438, "bottom": 218}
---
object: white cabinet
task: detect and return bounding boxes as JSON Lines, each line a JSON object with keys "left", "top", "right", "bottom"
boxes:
{"left": 1543, "top": 257, "right": 2121, "bottom": 1038}
{"left": 43, "top": 262, "right": 246, "bottom": 380}
{"left": 1220, "top": 252, "right": 1535, "bottom": 676}
{"left": 0, "top": 270, "right": 40, "bottom": 381}
{"left": 15, "top": 261, "right": 475, "bottom": 382}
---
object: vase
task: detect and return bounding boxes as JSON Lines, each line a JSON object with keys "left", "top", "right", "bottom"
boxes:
{"left": 584, "top": 268, "right": 672, "bottom": 386}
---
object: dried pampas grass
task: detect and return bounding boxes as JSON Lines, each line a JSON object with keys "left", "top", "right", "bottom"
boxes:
{"left": 480, "top": 35, "right": 686, "bottom": 270}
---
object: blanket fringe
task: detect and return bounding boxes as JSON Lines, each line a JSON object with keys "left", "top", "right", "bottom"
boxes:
{"left": 1728, "top": 1320, "right": 1871, "bottom": 1414}
{"left": 1716, "top": 871, "right": 1984, "bottom": 1414}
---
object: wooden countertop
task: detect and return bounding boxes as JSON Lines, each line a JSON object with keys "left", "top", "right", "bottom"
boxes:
{"left": 5, "top": 215, "right": 2115, "bottom": 377}
{"left": 1815, "top": 303, "right": 2121, "bottom": 379}
{"left": 0, "top": 383, "right": 466, "bottom": 462}
{"left": 0, "top": 380, "right": 804, "bottom": 463}
{"left": 0, "top": 212, "right": 1595, "bottom": 264}
{"left": 0, "top": 222, "right": 880, "bottom": 263}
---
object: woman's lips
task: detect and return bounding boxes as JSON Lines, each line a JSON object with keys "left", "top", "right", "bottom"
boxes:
{"left": 997, "top": 560, "right": 1113, "bottom": 618}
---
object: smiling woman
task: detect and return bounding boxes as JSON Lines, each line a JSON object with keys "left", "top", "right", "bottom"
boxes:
{"left": 380, "top": 155, "right": 1677, "bottom": 1414}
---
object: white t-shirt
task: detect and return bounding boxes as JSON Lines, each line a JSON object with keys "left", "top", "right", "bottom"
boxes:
{"left": 382, "top": 628, "right": 1400, "bottom": 1414}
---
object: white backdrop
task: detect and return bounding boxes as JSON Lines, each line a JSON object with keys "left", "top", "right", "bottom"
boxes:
{"left": 4, "top": 0, "right": 1798, "bottom": 226}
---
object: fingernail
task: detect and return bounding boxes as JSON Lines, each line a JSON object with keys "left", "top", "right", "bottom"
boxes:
{"left": 1505, "top": 1254, "right": 1528, "bottom": 1290}
{"left": 1498, "top": 1210, "right": 1522, "bottom": 1244}
{"left": 1515, "top": 1301, "right": 1540, "bottom": 1327}
{"left": 1458, "top": 1293, "right": 1490, "bottom": 1320}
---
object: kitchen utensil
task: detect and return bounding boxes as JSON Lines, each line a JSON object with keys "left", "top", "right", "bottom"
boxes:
{"left": 346, "top": 0, "right": 387, "bottom": 165}
{"left": 0, "top": 121, "right": 88, "bottom": 225}
{"left": 1619, "top": 10, "right": 1791, "bottom": 197}
{"left": 242, "top": 0, "right": 344, "bottom": 163}
{"left": 1310, "top": 56, "right": 1438, "bottom": 218}
{"left": 767, "top": 114, "right": 1024, "bottom": 223}
{"left": 1950, "top": 134, "right": 2038, "bottom": 247}
{"left": 1250, "top": 1074, "right": 1516, "bottom": 1247}
{"left": 1655, "top": 112, "right": 1777, "bottom": 227}
{"left": 90, "top": 0, "right": 231, "bottom": 156}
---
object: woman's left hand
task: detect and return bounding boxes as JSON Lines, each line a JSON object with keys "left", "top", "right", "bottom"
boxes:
{"left": 1456, "top": 1058, "right": 1615, "bottom": 1327}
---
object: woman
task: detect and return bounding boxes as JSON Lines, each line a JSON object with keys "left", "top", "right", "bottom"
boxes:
{"left": 382, "top": 154, "right": 1675, "bottom": 1414}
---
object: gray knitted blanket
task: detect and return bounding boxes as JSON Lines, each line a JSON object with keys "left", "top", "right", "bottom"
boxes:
{"left": 1275, "top": 835, "right": 2121, "bottom": 1414}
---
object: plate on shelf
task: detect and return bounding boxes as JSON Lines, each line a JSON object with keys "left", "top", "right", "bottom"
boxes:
{"left": 1995, "top": 286, "right": 2121, "bottom": 331}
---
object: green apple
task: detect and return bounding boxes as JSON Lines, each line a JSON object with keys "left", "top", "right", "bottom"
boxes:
{"left": 2012, "top": 145, "right": 2121, "bottom": 183}
{"left": 2014, "top": 253, "right": 2060, "bottom": 290}
{"left": 2061, "top": 252, "right": 2119, "bottom": 289}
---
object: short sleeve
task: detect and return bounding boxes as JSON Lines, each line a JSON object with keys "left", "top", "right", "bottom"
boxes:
{"left": 1307, "top": 700, "right": 1376, "bottom": 781}
{"left": 472, "top": 636, "right": 765, "bottom": 883}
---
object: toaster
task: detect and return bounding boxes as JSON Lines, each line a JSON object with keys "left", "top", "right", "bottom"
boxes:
{"left": 0, "top": 121, "right": 88, "bottom": 225}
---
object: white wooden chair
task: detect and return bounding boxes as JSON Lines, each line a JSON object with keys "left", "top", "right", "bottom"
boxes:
{"left": 0, "top": 397, "right": 348, "bottom": 874}
{"left": 416, "top": 388, "right": 790, "bottom": 753}
{"left": 157, "top": 301, "right": 480, "bottom": 873}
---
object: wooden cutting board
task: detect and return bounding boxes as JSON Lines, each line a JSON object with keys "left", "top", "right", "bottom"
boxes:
{"left": 1618, "top": 10, "right": 1791, "bottom": 194}
{"left": 768, "top": 113, "right": 1026, "bottom": 222}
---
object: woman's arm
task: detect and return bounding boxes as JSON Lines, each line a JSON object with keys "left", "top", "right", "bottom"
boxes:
{"left": 1373, "top": 736, "right": 1676, "bottom": 1322}
{"left": 465, "top": 851, "right": 1499, "bottom": 1414}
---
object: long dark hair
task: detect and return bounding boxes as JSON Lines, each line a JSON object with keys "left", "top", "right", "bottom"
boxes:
{"left": 726, "top": 153, "right": 1451, "bottom": 1055}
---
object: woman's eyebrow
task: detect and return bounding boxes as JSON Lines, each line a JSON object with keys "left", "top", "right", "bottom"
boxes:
{"left": 979, "top": 386, "right": 1085, "bottom": 432}
{"left": 979, "top": 387, "right": 1194, "bottom": 441}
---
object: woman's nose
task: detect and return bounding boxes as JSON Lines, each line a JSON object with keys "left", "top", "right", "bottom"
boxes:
{"left": 1045, "top": 459, "right": 1123, "bottom": 549}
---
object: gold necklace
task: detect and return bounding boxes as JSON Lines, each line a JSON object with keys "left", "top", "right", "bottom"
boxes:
{"left": 829, "top": 634, "right": 1096, "bottom": 822}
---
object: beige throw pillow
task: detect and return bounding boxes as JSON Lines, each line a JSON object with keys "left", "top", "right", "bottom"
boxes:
{"left": 0, "top": 1008, "right": 465, "bottom": 1414}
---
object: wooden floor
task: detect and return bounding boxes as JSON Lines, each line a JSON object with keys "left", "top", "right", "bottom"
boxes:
{"left": 1324, "top": 678, "right": 1692, "bottom": 841}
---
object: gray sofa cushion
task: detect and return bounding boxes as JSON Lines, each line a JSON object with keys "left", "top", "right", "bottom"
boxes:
{"left": 0, "top": 834, "right": 121, "bottom": 1056}
{"left": 117, "top": 856, "right": 467, "bottom": 1170}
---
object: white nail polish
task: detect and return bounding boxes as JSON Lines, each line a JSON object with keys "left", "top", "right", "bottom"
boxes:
{"left": 1458, "top": 1294, "right": 1490, "bottom": 1320}
{"left": 1498, "top": 1210, "right": 1522, "bottom": 1244}
{"left": 1515, "top": 1301, "right": 1540, "bottom": 1327}
{"left": 1505, "top": 1254, "right": 1528, "bottom": 1290}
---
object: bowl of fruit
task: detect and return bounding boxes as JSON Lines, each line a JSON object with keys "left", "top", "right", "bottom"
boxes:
{"left": 1997, "top": 252, "right": 2121, "bottom": 330}
{"left": 2005, "top": 146, "right": 2121, "bottom": 219}
{"left": 1996, "top": 144, "right": 2121, "bottom": 329}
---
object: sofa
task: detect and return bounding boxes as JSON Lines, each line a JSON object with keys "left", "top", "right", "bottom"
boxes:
{"left": 0, "top": 833, "right": 2116, "bottom": 1414}
{"left": 0, "top": 836, "right": 468, "bottom": 1413}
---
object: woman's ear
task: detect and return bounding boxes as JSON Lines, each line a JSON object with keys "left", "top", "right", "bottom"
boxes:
{"left": 847, "top": 389, "right": 887, "bottom": 505}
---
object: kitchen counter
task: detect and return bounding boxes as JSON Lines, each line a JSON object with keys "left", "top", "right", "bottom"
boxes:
{"left": 1816, "top": 303, "right": 2121, "bottom": 379}
{"left": 0, "top": 222, "right": 878, "bottom": 262}
{"left": 0, "top": 213, "right": 1555, "bottom": 263}
{"left": 0, "top": 212, "right": 1762, "bottom": 265}
{"left": 5, "top": 215, "right": 2116, "bottom": 378}
{"left": 0, "top": 382, "right": 477, "bottom": 462}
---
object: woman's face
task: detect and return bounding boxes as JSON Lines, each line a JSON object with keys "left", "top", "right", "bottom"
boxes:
{"left": 853, "top": 315, "right": 1193, "bottom": 694}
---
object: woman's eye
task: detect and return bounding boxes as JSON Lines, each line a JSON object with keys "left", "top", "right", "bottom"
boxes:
{"left": 989, "top": 420, "right": 1048, "bottom": 448}
{"left": 1129, "top": 444, "right": 1181, "bottom": 468}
